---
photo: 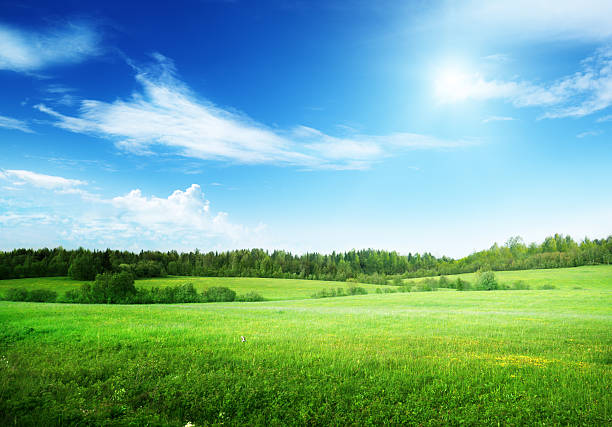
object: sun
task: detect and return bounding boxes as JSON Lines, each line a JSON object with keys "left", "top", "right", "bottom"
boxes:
{"left": 433, "top": 65, "right": 473, "bottom": 102}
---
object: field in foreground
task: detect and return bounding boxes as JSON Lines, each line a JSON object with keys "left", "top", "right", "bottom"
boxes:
{"left": 0, "top": 276, "right": 395, "bottom": 301}
{"left": 1, "top": 276, "right": 611, "bottom": 425}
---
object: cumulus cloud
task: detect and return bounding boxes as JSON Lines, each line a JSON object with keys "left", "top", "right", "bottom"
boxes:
{"left": 1, "top": 169, "right": 86, "bottom": 189}
{"left": 36, "top": 54, "right": 474, "bottom": 170}
{"left": 0, "top": 21, "right": 100, "bottom": 72}
{"left": 0, "top": 172, "right": 256, "bottom": 250}
{"left": 435, "top": 47, "right": 612, "bottom": 119}
{"left": 107, "top": 184, "right": 245, "bottom": 241}
{"left": 0, "top": 115, "right": 33, "bottom": 133}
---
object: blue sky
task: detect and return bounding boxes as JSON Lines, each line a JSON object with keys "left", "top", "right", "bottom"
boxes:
{"left": 0, "top": 0, "right": 611, "bottom": 257}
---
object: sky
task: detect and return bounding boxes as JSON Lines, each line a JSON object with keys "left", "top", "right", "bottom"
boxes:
{"left": 0, "top": 0, "right": 611, "bottom": 257}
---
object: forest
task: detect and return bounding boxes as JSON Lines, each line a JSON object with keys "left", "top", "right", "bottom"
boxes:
{"left": 1, "top": 234, "right": 610, "bottom": 283}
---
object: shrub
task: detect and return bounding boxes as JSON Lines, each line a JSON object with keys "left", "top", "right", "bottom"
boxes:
{"left": 347, "top": 286, "right": 367, "bottom": 295}
{"left": 375, "top": 288, "right": 383, "bottom": 294}
{"left": 454, "top": 278, "right": 471, "bottom": 291}
{"left": 392, "top": 277, "right": 404, "bottom": 286}
{"left": 512, "top": 280, "right": 530, "bottom": 290}
{"left": 27, "top": 289, "right": 57, "bottom": 302}
{"left": 173, "top": 283, "right": 201, "bottom": 303}
{"left": 4, "top": 288, "right": 29, "bottom": 301}
{"left": 422, "top": 278, "right": 439, "bottom": 290}
{"left": 203, "top": 287, "right": 236, "bottom": 302}
{"left": 438, "top": 276, "right": 449, "bottom": 288}
{"left": 236, "top": 292, "right": 265, "bottom": 302}
{"left": 413, "top": 282, "right": 434, "bottom": 292}
{"left": 539, "top": 284, "right": 557, "bottom": 290}
{"left": 476, "top": 271, "right": 498, "bottom": 290}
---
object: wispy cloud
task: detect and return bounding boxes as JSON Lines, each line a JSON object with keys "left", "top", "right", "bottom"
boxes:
{"left": 436, "top": 0, "right": 612, "bottom": 42}
{"left": 0, "top": 21, "right": 100, "bottom": 73}
{"left": 0, "top": 169, "right": 86, "bottom": 189}
{"left": 36, "top": 53, "right": 475, "bottom": 170}
{"left": 483, "top": 54, "right": 511, "bottom": 63}
{"left": 0, "top": 115, "right": 33, "bottom": 133}
{"left": 596, "top": 114, "right": 612, "bottom": 122}
{"left": 482, "top": 116, "right": 515, "bottom": 124}
{"left": 576, "top": 130, "right": 603, "bottom": 138}
{"left": 436, "top": 47, "right": 612, "bottom": 119}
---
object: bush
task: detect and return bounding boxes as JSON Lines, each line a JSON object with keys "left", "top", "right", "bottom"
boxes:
{"left": 27, "top": 289, "right": 57, "bottom": 302}
{"left": 438, "top": 276, "right": 449, "bottom": 288}
{"left": 454, "top": 278, "right": 471, "bottom": 291}
{"left": 392, "top": 277, "right": 404, "bottom": 286}
{"left": 3, "top": 288, "right": 57, "bottom": 302}
{"left": 476, "top": 271, "right": 498, "bottom": 290}
{"left": 539, "top": 284, "right": 557, "bottom": 290}
{"left": 347, "top": 286, "right": 367, "bottom": 295}
{"left": 4, "top": 288, "right": 29, "bottom": 301}
{"left": 203, "top": 287, "right": 236, "bottom": 302}
{"left": 413, "top": 282, "right": 434, "bottom": 292}
{"left": 512, "top": 280, "right": 530, "bottom": 290}
{"left": 236, "top": 291, "right": 265, "bottom": 302}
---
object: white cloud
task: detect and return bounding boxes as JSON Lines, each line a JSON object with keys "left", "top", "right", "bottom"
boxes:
{"left": 596, "top": 114, "right": 612, "bottom": 122}
{"left": 1, "top": 169, "right": 86, "bottom": 189}
{"left": 482, "top": 116, "right": 515, "bottom": 124}
{"left": 438, "top": 0, "right": 612, "bottom": 42}
{"left": 576, "top": 130, "right": 603, "bottom": 138}
{"left": 0, "top": 22, "right": 100, "bottom": 72}
{"left": 37, "top": 54, "right": 474, "bottom": 170}
{"left": 0, "top": 115, "right": 33, "bottom": 133}
{"left": 108, "top": 184, "right": 245, "bottom": 241}
{"left": 435, "top": 47, "right": 612, "bottom": 119}
{"left": 0, "top": 181, "right": 256, "bottom": 250}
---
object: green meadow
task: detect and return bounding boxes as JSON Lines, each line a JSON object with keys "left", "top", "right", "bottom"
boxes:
{"left": 1, "top": 266, "right": 611, "bottom": 425}
{"left": 405, "top": 264, "right": 612, "bottom": 290}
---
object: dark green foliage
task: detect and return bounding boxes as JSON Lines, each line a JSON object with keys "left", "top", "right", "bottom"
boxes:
{"left": 312, "top": 286, "right": 368, "bottom": 298}
{"left": 139, "top": 283, "right": 201, "bottom": 304}
{"left": 454, "top": 278, "right": 472, "bottom": 291}
{"left": 4, "top": 288, "right": 28, "bottom": 301}
{"left": 3, "top": 288, "right": 57, "bottom": 302}
{"left": 235, "top": 291, "right": 265, "bottom": 302}
{"left": 438, "top": 275, "right": 449, "bottom": 287}
{"left": 1, "top": 234, "right": 611, "bottom": 282}
{"left": 539, "top": 284, "right": 557, "bottom": 290}
{"left": 26, "top": 289, "right": 57, "bottom": 302}
{"left": 347, "top": 285, "right": 367, "bottom": 295}
{"left": 476, "top": 271, "right": 499, "bottom": 290}
{"left": 202, "top": 287, "right": 236, "bottom": 302}
{"left": 512, "top": 280, "right": 530, "bottom": 290}
{"left": 68, "top": 253, "right": 98, "bottom": 281}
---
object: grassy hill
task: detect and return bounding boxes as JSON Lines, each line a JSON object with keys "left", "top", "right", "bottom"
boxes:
{"left": 0, "top": 276, "right": 396, "bottom": 300}
{"left": 404, "top": 264, "right": 612, "bottom": 290}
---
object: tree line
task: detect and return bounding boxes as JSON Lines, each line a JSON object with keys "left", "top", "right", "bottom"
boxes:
{"left": 0, "top": 233, "right": 610, "bottom": 282}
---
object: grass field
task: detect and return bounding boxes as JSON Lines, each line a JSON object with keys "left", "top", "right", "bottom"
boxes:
{"left": 404, "top": 264, "right": 612, "bottom": 290}
{"left": 0, "top": 276, "right": 394, "bottom": 301}
{"left": 1, "top": 266, "right": 611, "bottom": 425}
